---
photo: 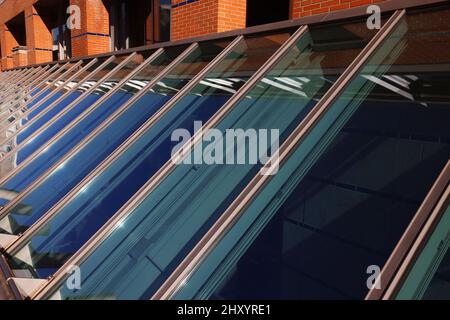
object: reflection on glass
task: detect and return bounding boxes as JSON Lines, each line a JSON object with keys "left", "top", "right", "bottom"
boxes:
{"left": 0, "top": 54, "right": 144, "bottom": 201}
{"left": 6, "top": 34, "right": 284, "bottom": 279}
{"left": 5, "top": 59, "right": 109, "bottom": 146}
{"left": 171, "top": 9, "right": 450, "bottom": 300}
{"left": 395, "top": 205, "right": 450, "bottom": 300}
{"left": 43, "top": 18, "right": 379, "bottom": 300}
{"left": 0, "top": 64, "right": 72, "bottom": 129}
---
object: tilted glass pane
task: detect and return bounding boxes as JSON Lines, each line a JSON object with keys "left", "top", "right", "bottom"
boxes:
{"left": 0, "top": 65, "right": 69, "bottom": 128}
{"left": 6, "top": 34, "right": 286, "bottom": 279}
{"left": 45, "top": 18, "right": 380, "bottom": 300}
{"left": 0, "top": 54, "right": 146, "bottom": 200}
{"left": 395, "top": 204, "right": 450, "bottom": 300}
{"left": 12, "top": 59, "right": 109, "bottom": 144}
{"left": 170, "top": 8, "right": 450, "bottom": 300}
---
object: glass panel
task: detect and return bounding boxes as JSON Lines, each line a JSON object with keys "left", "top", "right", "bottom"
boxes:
{"left": 168, "top": 8, "right": 450, "bottom": 300}
{"left": 0, "top": 54, "right": 144, "bottom": 195}
{"left": 6, "top": 34, "right": 285, "bottom": 279}
{"left": 3, "top": 56, "right": 138, "bottom": 164}
{"left": 395, "top": 205, "right": 450, "bottom": 300}
{"left": 5, "top": 64, "right": 73, "bottom": 120}
{"left": 14, "top": 59, "right": 111, "bottom": 144}
{"left": 43, "top": 18, "right": 380, "bottom": 299}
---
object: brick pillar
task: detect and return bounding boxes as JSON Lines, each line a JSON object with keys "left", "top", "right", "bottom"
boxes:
{"left": 171, "top": 0, "right": 246, "bottom": 41}
{"left": 25, "top": 5, "right": 53, "bottom": 65}
{"left": 12, "top": 46, "right": 28, "bottom": 67}
{"left": 70, "top": 0, "right": 110, "bottom": 57}
{"left": 0, "top": 25, "right": 18, "bottom": 70}
{"left": 291, "top": 0, "right": 386, "bottom": 19}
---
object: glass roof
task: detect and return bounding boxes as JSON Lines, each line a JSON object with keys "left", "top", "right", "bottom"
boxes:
{"left": 0, "top": 2, "right": 448, "bottom": 301}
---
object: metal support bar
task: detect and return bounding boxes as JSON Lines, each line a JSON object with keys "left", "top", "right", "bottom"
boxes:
{"left": 6, "top": 38, "right": 243, "bottom": 256}
{"left": 31, "top": 25, "right": 310, "bottom": 299}
{"left": 0, "top": 54, "right": 135, "bottom": 187}
{"left": 152, "top": 9, "right": 406, "bottom": 300}
{"left": 366, "top": 160, "right": 450, "bottom": 299}
{"left": 0, "top": 59, "right": 99, "bottom": 147}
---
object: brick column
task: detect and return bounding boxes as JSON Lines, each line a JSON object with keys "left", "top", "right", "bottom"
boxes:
{"left": 25, "top": 5, "right": 53, "bottom": 65}
{"left": 12, "top": 46, "right": 28, "bottom": 67}
{"left": 171, "top": 0, "right": 246, "bottom": 41}
{"left": 291, "top": 0, "right": 386, "bottom": 19}
{"left": 70, "top": 0, "right": 110, "bottom": 57}
{"left": 0, "top": 24, "right": 18, "bottom": 70}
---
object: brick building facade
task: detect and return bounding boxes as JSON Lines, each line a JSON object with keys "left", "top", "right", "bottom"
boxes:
{"left": 0, "top": 0, "right": 387, "bottom": 70}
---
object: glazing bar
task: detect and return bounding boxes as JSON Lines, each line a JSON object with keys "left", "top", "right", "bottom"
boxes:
{"left": 0, "top": 46, "right": 194, "bottom": 221}
{"left": 30, "top": 25, "right": 309, "bottom": 299}
{"left": 366, "top": 160, "right": 450, "bottom": 299}
{"left": 0, "top": 61, "right": 83, "bottom": 116}
{"left": 0, "top": 54, "right": 134, "bottom": 187}
{"left": 153, "top": 9, "right": 406, "bottom": 300}
{"left": 0, "top": 63, "right": 70, "bottom": 113}
{"left": 5, "top": 37, "right": 243, "bottom": 254}
{"left": 0, "top": 59, "right": 99, "bottom": 146}
{"left": 0, "top": 59, "right": 102, "bottom": 147}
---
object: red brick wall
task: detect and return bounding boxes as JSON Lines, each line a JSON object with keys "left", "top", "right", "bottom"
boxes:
{"left": 70, "top": 0, "right": 110, "bottom": 57}
{"left": 12, "top": 48, "right": 28, "bottom": 67}
{"left": 171, "top": 0, "right": 246, "bottom": 41}
{"left": 25, "top": 5, "right": 53, "bottom": 65}
{"left": 0, "top": 25, "right": 19, "bottom": 70}
{"left": 291, "top": 0, "right": 386, "bottom": 18}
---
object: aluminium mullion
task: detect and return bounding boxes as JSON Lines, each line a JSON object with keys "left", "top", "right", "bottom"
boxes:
{"left": 0, "top": 65, "right": 57, "bottom": 126}
{"left": 0, "top": 69, "right": 30, "bottom": 92}
{"left": 29, "top": 25, "right": 310, "bottom": 299}
{"left": 0, "top": 63, "right": 69, "bottom": 114}
{"left": 0, "top": 68, "right": 37, "bottom": 99}
{"left": 5, "top": 37, "right": 244, "bottom": 256}
{"left": 0, "top": 63, "right": 72, "bottom": 112}
{"left": 0, "top": 59, "right": 99, "bottom": 145}
{"left": 0, "top": 59, "right": 103, "bottom": 148}
{"left": 0, "top": 67, "right": 52, "bottom": 105}
{"left": 0, "top": 61, "right": 83, "bottom": 116}
{"left": 0, "top": 54, "right": 134, "bottom": 186}
{"left": 0, "top": 70, "right": 14, "bottom": 82}
{"left": 0, "top": 68, "right": 38, "bottom": 111}
{"left": 365, "top": 160, "right": 450, "bottom": 300}
{"left": 0, "top": 66, "right": 58, "bottom": 127}
{"left": 0, "top": 71, "right": 13, "bottom": 84}
{"left": 10, "top": 59, "right": 97, "bottom": 118}
{"left": 0, "top": 45, "right": 193, "bottom": 222}
{"left": 152, "top": 9, "right": 407, "bottom": 300}
{"left": 0, "top": 68, "right": 32, "bottom": 91}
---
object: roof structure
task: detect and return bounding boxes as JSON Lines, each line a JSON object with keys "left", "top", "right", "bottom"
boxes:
{"left": 0, "top": 0, "right": 448, "bottom": 300}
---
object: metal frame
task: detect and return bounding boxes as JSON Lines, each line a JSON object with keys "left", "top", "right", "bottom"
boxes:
{"left": 0, "top": 56, "right": 115, "bottom": 146}
{"left": 30, "top": 24, "right": 310, "bottom": 299}
{"left": 0, "top": 45, "right": 195, "bottom": 223}
{"left": 152, "top": 9, "right": 406, "bottom": 299}
{"left": 0, "top": 64, "right": 67, "bottom": 111}
{"left": 0, "top": 54, "right": 136, "bottom": 187}
{"left": 366, "top": 160, "right": 450, "bottom": 299}
{"left": 0, "top": 65, "right": 59, "bottom": 129}
{"left": 0, "top": 68, "right": 32, "bottom": 93}
{"left": 0, "top": 59, "right": 100, "bottom": 148}
{"left": 0, "top": 63, "right": 71, "bottom": 115}
{"left": 5, "top": 36, "right": 244, "bottom": 255}
{"left": 0, "top": 67, "right": 58, "bottom": 131}
{"left": 0, "top": 68, "right": 38, "bottom": 101}
{"left": 0, "top": 57, "right": 117, "bottom": 152}
{"left": 0, "top": 62, "right": 83, "bottom": 118}
{"left": 3, "top": 60, "right": 95, "bottom": 125}
{"left": 0, "top": 68, "right": 33, "bottom": 90}
{"left": 0, "top": 0, "right": 442, "bottom": 300}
